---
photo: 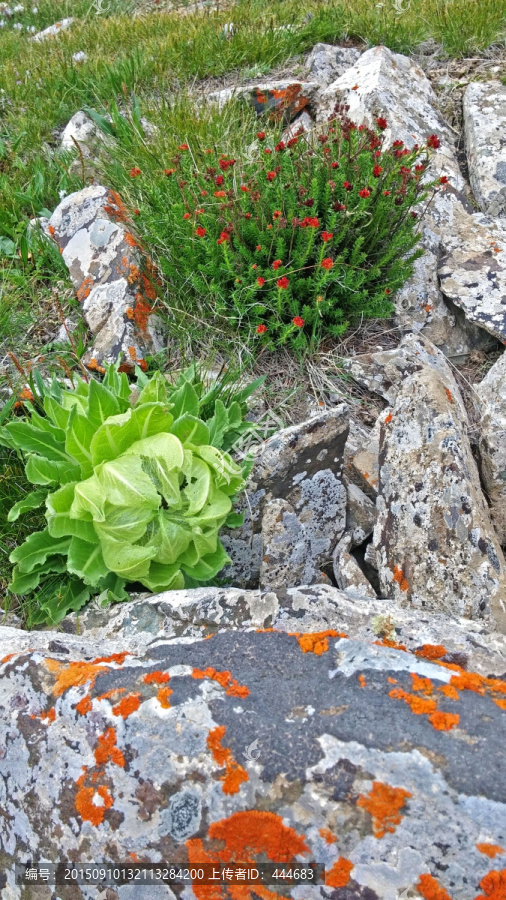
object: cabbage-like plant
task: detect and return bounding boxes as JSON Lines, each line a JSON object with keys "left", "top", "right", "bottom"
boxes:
{"left": 1, "top": 363, "right": 261, "bottom": 624}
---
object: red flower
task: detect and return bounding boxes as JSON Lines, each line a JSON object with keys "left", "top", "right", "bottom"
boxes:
{"left": 273, "top": 210, "right": 282, "bottom": 219}
{"left": 343, "top": 181, "right": 353, "bottom": 191}
{"left": 133, "top": 208, "right": 140, "bottom": 216}
{"left": 178, "top": 143, "right": 189, "bottom": 150}
{"left": 200, "top": 190, "right": 208, "bottom": 196}
{"left": 292, "top": 316, "right": 304, "bottom": 327}
{"left": 195, "top": 226, "right": 206, "bottom": 237}
{"left": 321, "top": 231, "right": 333, "bottom": 242}
{"left": 264, "top": 148, "right": 272, "bottom": 154}
{"left": 439, "top": 175, "right": 449, "bottom": 184}
{"left": 321, "top": 257, "right": 333, "bottom": 270}
{"left": 427, "top": 134, "right": 441, "bottom": 149}
{"left": 272, "top": 260, "right": 282, "bottom": 270}
{"left": 240, "top": 185, "right": 250, "bottom": 192}
{"left": 300, "top": 216, "right": 320, "bottom": 228}
{"left": 257, "top": 277, "right": 266, "bottom": 287}
{"left": 393, "top": 140, "right": 404, "bottom": 148}
{"left": 411, "top": 211, "right": 418, "bottom": 219}
{"left": 164, "top": 168, "right": 175, "bottom": 176}
{"left": 215, "top": 175, "right": 224, "bottom": 186}
{"left": 217, "top": 231, "right": 231, "bottom": 245}
{"left": 257, "top": 131, "right": 266, "bottom": 141}
{"left": 385, "top": 288, "right": 392, "bottom": 294}
{"left": 252, "top": 264, "right": 258, "bottom": 269}
{"left": 358, "top": 188, "right": 371, "bottom": 198}
{"left": 129, "top": 167, "right": 141, "bottom": 177}
{"left": 376, "top": 117, "right": 388, "bottom": 130}
{"left": 195, "top": 208, "right": 204, "bottom": 214}
{"left": 331, "top": 162, "right": 339, "bottom": 169}
{"left": 214, "top": 190, "right": 227, "bottom": 197}
{"left": 245, "top": 213, "right": 252, "bottom": 219}
{"left": 373, "top": 165, "right": 383, "bottom": 177}
{"left": 277, "top": 276, "right": 289, "bottom": 289}
{"left": 287, "top": 137, "right": 299, "bottom": 147}
{"left": 256, "top": 324, "right": 267, "bottom": 333}
{"left": 266, "top": 171, "right": 277, "bottom": 182}
{"left": 275, "top": 141, "right": 285, "bottom": 152}
{"left": 256, "top": 245, "right": 262, "bottom": 251}
{"left": 415, "top": 164, "right": 425, "bottom": 173}
{"left": 183, "top": 212, "right": 191, "bottom": 219}
{"left": 333, "top": 202, "right": 346, "bottom": 211}
{"left": 219, "top": 158, "right": 236, "bottom": 170}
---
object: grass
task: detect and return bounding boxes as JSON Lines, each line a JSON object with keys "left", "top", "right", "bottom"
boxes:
{"left": 0, "top": 0, "right": 505, "bottom": 623}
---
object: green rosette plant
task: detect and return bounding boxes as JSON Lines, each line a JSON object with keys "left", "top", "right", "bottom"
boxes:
{"left": 0, "top": 363, "right": 261, "bottom": 625}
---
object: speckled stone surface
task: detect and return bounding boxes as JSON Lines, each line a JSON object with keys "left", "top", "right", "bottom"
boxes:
{"left": 219, "top": 407, "right": 349, "bottom": 588}
{"left": 438, "top": 202, "right": 506, "bottom": 344}
{"left": 305, "top": 43, "right": 362, "bottom": 88}
{"left": 1, "top": 588, "right": 506, "bottom": 900}
{"left": 206, "top": 80, "right": 321, "bottom": 121}
{"left": 345, "top": 483, "right": 377, "bottom": 547}
{"left": 372, "top": 339, "right": 506, "bottom": 631}
{"left": 476, "top": 351, "right": 506, "bottom": 545}
{"left": 463, "top": 80, "right": 506, "bottom": 217}
{"left": 48, "top": 185, "right": 166, "bottom": 368}
{"left": 333, "top": 543, "right": 377, "bottom": 599}
{"left": 30, "top": 16, "right": 74, "bottom": 41}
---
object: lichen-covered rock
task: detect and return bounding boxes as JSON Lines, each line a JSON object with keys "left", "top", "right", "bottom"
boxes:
{"left": 346, "top": 482, "right": 377, "bottom": 546}
{"left": 372, "top": 340, "right": 506, "bottom": 631}
{"left": 220, "top": 406, "right": 349, "bottom": 587}
{"left": 438, "top": 202, "right": 506, "bottom": 344}
{"left": 207, "top": 80, "right": 320, "bottom": 121}
{"left": 345, "top": 413, "right": 381, "bottom": 498}
{"left": 1, "top": 591, "right": 506, "bottom": 900}
{"left": 48, "top": 185, "right": 166, "bottom": 369}
{"left": 333, "top": 541, "right": 377, "bottom": 598}
{"left": 463, "top": 80, "right": 506, "bottom": 217}
{"left": 260, "top": 467, "right": 346, "bottom": 590}
{"left": 476, "top": 351, "right": 506, "bottom": 544}
{"left": 60, "top": 110, "right": 100, "bottom": 153}
{"left": 305, "top": 42, "right": 362, "bottom": 87}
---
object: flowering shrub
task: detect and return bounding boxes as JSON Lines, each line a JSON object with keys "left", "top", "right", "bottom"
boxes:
{"left": 0, "top": 362, "right": 261, "bottom": 625}
{"left": 125, "top": 106, "right": 445, "bottom": 350}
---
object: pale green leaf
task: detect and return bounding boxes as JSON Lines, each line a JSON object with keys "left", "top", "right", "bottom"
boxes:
{"left": 97, "top": 455, "right": 161, "bottom": 509}
{"left": 141, "top": 561, "right": 185, "bottom": 593}
{"left": 67, "top": 536, "right": 109, "bottom": 586}
{"left": 46, "top": 483, "right": 97, "bottom": 540}
{"left": 25, "top": 454, "right": 81, "bottom": 485}
{"left": 44, "top": 395, "right": 71, "bottom": 431}
{"left": 181, "top": 541, "right": 230, "bottom": 581}
{"left": 9, "top": 529, "right": 71, "bottom": 573}
{"left": 93, "top": 503, "right": 154, "bottom": 543}
{"left": 101, "top": 537, "right": 157, "bottom": 580}
{"left": 8, "top": 559, "right": 68, "bottom": 595}
{"left": 182, "top": 456, "right": 211, "bottom": 515}
{"left": 8, "top": 489, "right": 47, "bottom": 522}
{"left": 87, "top": 378, "right": 120, "bottom": 429}
{"left": 71, "top": 473, "right": 106, "bottom": 522}
{"left": 207, "top": 400, "right": 229, "bottom": 448}
{"left": 169, "top": 381, "right": 199, "bottom": 419}
{"left": 4, "top": 421, "right": 70, "bottom": 462}
{"left": 171, "top": 414, "right": 210, "bottom": 447}
{"left": 38, "top": 578, "right": 90, "bottom": 625}
{"left": 65, "top": 407, "right": 95, "bottom": 477}
{"left": 194, "top": 445, "right": 244, "bottom": 492}
{"left": 137, "top": 371, "right": 169, "bottom": 405}
{"left": 148, "top": 511, "right": 193, "bottom": 565}
{"left": 90, "top": 403, "right": 173, "bottom": 466}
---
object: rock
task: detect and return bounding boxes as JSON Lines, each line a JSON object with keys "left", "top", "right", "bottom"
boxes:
{"left": 1, "top": 591, "right": 506, "bottom": 899}
{"left": 47, "top": 185, "right": 166, "bottom": 369}
{"left": 305, "top": 43, "right": 362, "bottom": 87}
{"left": 260, "top": 464, "right": 347, "bottom": 590}
{"left": 346, "top": 482, "right": 377, "bottom": 545}
{"left": 333, "top": 542, "right": 377, "bottom": 598}
{"left": 220, "top": 406, "right": 349, "bottom": 587}
{"left": 72, "top": 50, "right": 88, "bottom": 64}
{"left": 438, "top": 202, "right": 506, "bottom": 345}
{"left": 30, "top": 16, "right": 73, "bottom": 41}
{"left": 373, "top": 338, "right": 506, "bottom": 631}
{"left": 281, "top": 109, "right": 313, "bottom": 142}
{"left": 345, "top": 413, "right": 381, "bottom": 498}
{"left": 207, "top": 80, "right": 320, "bottom": 122}
{"left": 463, "top": 80, "right": 506, "bottom": 217}
{"left": 476, "top": 351, "right": 506, "bottom": 544}
{"left": 60, "top": 110, "right": 100, "bottom": 153}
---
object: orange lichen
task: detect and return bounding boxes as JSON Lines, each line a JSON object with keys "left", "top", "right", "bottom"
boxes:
{"left": 127, "top": 263, "right": 140, "bottom": 284}
{"left": 75, "top": 773, "right": 114, "bottom": 827}
{"left": 94, "top": 727, "right": 125, "bottom": 768}
{"left": 43, "top": 707, "right": 56, "bottom": 723}
{"left": 46, "top": 652, "right": 128, "bottom": 697}
{"left": 325, "top": 857, "right": 353, "bottom": 888}
{"left": 389, "top": 688, "right": 437, "bottom": 715}
{"left": 104, "top": 190, "right": 131, "bottom": 223}
{"left": 417, "top": 872, "right": 453, "bottom": 899}
{"left": 374, "top": 638, "right": 407, "bottom": 652}
{"left": 128, "top": 345, "right": 137, "bottom": 360}
{"left": 207, "top": 726, "right": 249, "bottom": 795}
{"left": 445, "top": 387, "right": 454, "bottom": 404}
{"left": 438, "top": 684, "right": 460, "bottom": 701}
{"left": 75, "top": 695, "right": 92, "bottom": 715}
{"left": 95, "top": 688, "right": 126, "bottom": 702}
{"left": 186, "top": 810, "right": 309, "bottom": 900}
{"left": 392, "top": 565, "right": 409, "bottom": 592}
{"left": 131, "top": 295, "right": 152, "bottom": 331}
{"left": 384, "top": 412, "right": 393, "bottom": 424}
{"left": 494, "top": 698, "right": 506, "bottom": 710}
{"left": 450, "top": 671, "right": 487, "bottom": 695}
{"left": 112, "top": 692, "right": 141, "bottom": 719}
{"left": 477, "top": 845, "right": 505, "bottom": 859}
{"left": 359, "top": 674, "right": 367, "bottom": 689}
{"left": 157, "top": 686, "right": 173, "bottom": 708}
{"left": 144, "top": 670, "right": 170, "bottom": 684}
{"left": 290, "top": 629, "right": 346, "bottom": 655}
{"left": 357, "top": 781, "right": 412, "bottom": 839}
{"left": 125, "top": 306, "right": 134, "bottom": 320}
{"left": 124, "top": 231, "right": 139, "bottom": 248}
{"left": 319, "top": 828, "right": 337, "bottom": 844}
{"left": 475, "top": 869, "right": 506, "bottom": 900}
{"left": 410, "top": 673, "right": 434, "bottom": 695}
{"left": 77, "top": 276, "right": 94, "bottom": 302}
{"left": 416, "top": 646, "right": 448, "bottom": 663}
{"left": 192, "top": 667, "right": 250, "bottom": 698}
{"left": 1, "top": 653, "right": 18, "bottom": 664}
{"left": 141, "top": 272, "right": 157, "bottom": 301}
{"left": 48, "top": 224, "right": 55, "bottom": 236}
{"left": 427, "top": 710, "right": 459, "bottom": 731}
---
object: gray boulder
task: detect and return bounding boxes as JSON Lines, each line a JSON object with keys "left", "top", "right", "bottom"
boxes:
{"left": 476, "top": 351, "right": 506, "bottom": 545}
{"left": 1, "top": 588, "right": 506, "bottom": 900}
{"left": 305, "top": 43, "right": 362, "bottom": 87}
{"left": 463, "top": 80, "right": 506, "bottom": 217}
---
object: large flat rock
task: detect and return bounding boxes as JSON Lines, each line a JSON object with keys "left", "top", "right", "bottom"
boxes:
{"left": 372, "top": 337, "right": 506, "bottom": 631}
{"left": 1, "top": 590, "right": 506, "bottom": 900}
{"left": 464, "top": 80, "right": 506, "bottom": 217}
